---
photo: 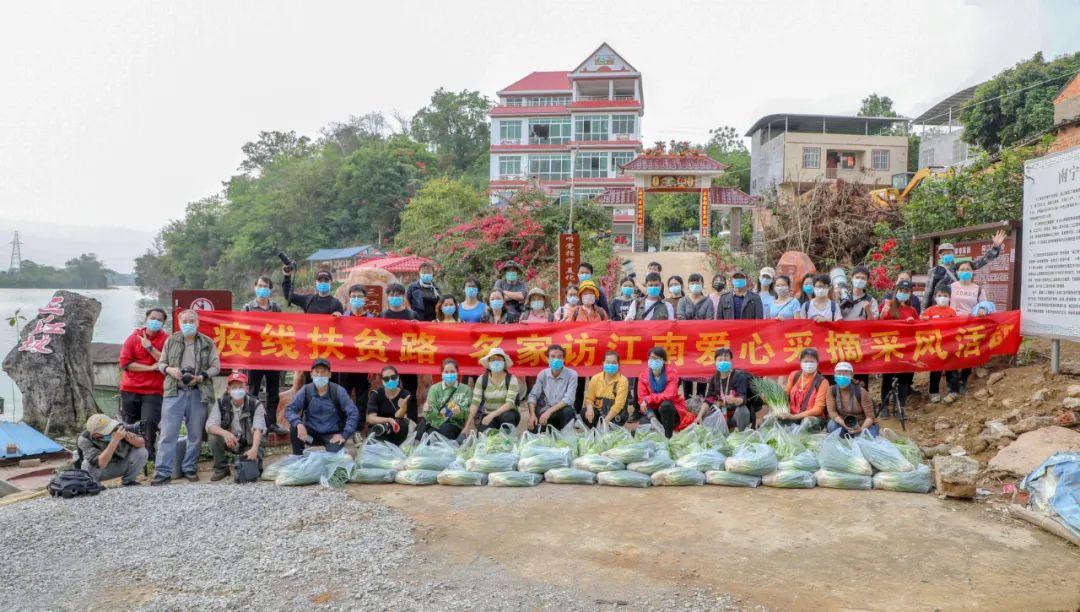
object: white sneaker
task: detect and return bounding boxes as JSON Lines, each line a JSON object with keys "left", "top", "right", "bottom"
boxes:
{"left": 930, "top": 394, "right": 941, "bottom": 404}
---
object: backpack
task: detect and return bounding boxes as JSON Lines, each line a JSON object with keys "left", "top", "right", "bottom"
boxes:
{"left": 48, "top": 469, "right": 104, "bottom": 498}
{"left": 802, "top": 300, "right": 837, "bottom": 320}
{"left": 476, "top": 373, "right": 520, "bottom": 416}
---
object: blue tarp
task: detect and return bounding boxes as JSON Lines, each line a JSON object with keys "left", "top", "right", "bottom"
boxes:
{"left": 1021, "top": 451, "right": 1080, "bottom": 539}
{"left": 0, "top": 422, "right": 65, "bottom": 459}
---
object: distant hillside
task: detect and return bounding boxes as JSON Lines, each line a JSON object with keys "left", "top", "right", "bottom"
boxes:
{"left": 0, "top": 219, "right": 153, "bottom": 274}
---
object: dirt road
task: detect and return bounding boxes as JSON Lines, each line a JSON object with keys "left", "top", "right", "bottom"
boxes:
{"left": 349, "top": 484, "right": 1080, "bottom": 611}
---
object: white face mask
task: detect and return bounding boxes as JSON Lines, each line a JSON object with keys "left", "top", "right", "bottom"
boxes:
{"left": 775, "top": 285, "right": 790, "bottom": 297}
{"left": 582, "top": 294, "right": 596, "bottom": 306}
{"left": 813, "top": 287, "right": 829, "bottom": 298}
{"left": 801, "top": 361, "right": 817, "bottom": 374}
{"left": 669, "top": 285, "right": 683, "bottom": 296}
{"left": 530, "top": 300, "right": 545, "bottom": 311}
{"left": 229, "top": 388, "right": 246, "bottom": 401}
{"left": 852, "top": 278, "right": 867, "bottom": 290}
{"left": 936, "top": 296, "right": 950, "bottom": 307}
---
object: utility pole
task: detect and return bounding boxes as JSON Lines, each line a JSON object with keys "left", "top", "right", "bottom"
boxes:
{"left": 8, "top": 231, "right": 22, "bottom": 274}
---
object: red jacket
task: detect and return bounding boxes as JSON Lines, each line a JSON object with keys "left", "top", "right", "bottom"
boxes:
{"left": 119, "top": 327, "right": 167, "bottom": 395}
{"left": 636, "top": 365, "right": 695, "bottom": 432}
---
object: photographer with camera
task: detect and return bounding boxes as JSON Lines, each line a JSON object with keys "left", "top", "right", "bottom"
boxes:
{"left": 118, "top": 307, "right": 168, "bottom": 464}
{"left": 205, "top": 372, "right": 266, "bottom": 481}
{"left": 151, "top": 309, "right": 221, "bottom": 485}
{"left": 366, "top": 365, "right": 411, "bottom": 445}
{"left": 279, "top": 252, "right": 344, "bottom": 315}
{"left": 826, "top": 362, "right": 877, "bottom": 438}
{"left": 77, "top": 414, "right": 148, "bottom": 486}
{"left": 284, "top": 359, "right": 360, "bottom": 455}
{"left": 242, "top": 275, "right": 287, "bottom": 434}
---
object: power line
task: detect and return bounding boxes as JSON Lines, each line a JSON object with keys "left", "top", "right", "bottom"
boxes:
{"left": 914, "top": 67, "right": 1080, "bottom": 127}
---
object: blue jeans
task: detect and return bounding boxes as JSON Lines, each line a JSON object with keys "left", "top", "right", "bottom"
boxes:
{"left": 827, "top": 420, "right": 879, "bottom": 438}
{"left": 156, "top": 389, "right": 209, "bottom": 477}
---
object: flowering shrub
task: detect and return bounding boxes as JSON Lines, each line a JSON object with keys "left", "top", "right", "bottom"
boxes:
{"left": 863, "top": 237, "right": 901, "bottom": 290}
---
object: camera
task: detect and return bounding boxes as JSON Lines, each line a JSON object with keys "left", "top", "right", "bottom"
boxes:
{"left": 278, "top": 251, "right": 297, "bottom": 273}
{"left": 370, "top": 423, "right": 390, "bottom": 437}
{"left": 121, "top": 422, "right": 143, "bottom": 435}
{"left": 180, "top": 367, "right": 196, "bottom": 386}
{"left": 843, "top": 415, "right": 860, "bottom": 430}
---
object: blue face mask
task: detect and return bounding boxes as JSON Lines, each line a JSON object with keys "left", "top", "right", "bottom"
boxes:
{"left": 464, "top": 287, "right": 478, "bottom": 298}
{"left": 646, "top": 286, "right": 661, "bottom": 298}
{"left": 504, "top": 271, "right": 518, "bottom": 282}
{"left": 488, "top": 360, "right": 505, "bottom": 373}
{"left": 315, "top": 282, "right": 331, "bottom": 294}
{"left": 349, "top": 297, "right": 364, "bottom": 309}
{"left": 732, "top": 278, "right": 747, "bottom": 290}
{"left": 716, "top": 360, "right": 732, "bottom": 374}
{"left": 549, "top": 357, "right": 564, "bottom": 371}
{"left": 578, "top": 273, "right": 591, "bottom": 282}
{"left": 255, "top": 287, "right": 271, "bottom": 299}
{"left": 895, "top": 292, "right": 910, "bottom": 302}
{"left": 759, "top": 277, "right": 772, "bottom": 287}
{"left": 388, "top": 296, "right": 404, "bottom": 309}
{"left": 566, "top": 296, "right": 579, "bottom": 306}
{"left": 180, "top": 323, "right": 197, "bottom": 337}
{"left": 803, "top": 284, "right": 814, "bottom": 296}
{"left": 146, "top": 319, "right": 164, "bottom": 333}
{"left": 312, "top": 376, "right": 329, "bottom": 388}
{"left": 621, "top": 286, "right": 633, "bottom": 297}
{"left": 835, "top": 375, "right": 852, "bottom": 388}
{"left": 958, "top": 271, "right": 973, "bottom": 282}
{"left": 648, "top": 358, "right": 664, "bottom": 372}
{"left": 602, "top": 363, "right": 619, "bottom": 375}
{"left": 101, "top": 434, "right": 112, "bottom": 442}
{"left": 384, "top": 378, "right": 400, "bottom": 391}
{"left": 490, "top": 299, "right": 504, "bottom": 310}
{"left": 442, "top": 372, "right": 458, "bottom": 385}
{"left": 940, "top": 254, "right": 955, "bottom": 265}
{"left": 420, "top": 273, "right": 433, "bottom": 284}
{"left": 441, "top": 305, "right": 457, "bottom": 316}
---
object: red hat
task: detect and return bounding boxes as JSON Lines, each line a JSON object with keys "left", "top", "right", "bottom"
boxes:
{"left": 226, "top": 371, "right": 248, "bottom": 385}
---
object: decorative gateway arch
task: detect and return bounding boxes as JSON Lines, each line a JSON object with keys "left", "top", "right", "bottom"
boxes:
{"left": 595, "top": 144, "right": 756, "bottom": 252}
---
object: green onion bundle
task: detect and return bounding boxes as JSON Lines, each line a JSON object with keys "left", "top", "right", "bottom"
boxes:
{"left": 543, "top": 468, "right": 597, "bottom": 485}
{"left": 762, "top": 469, "right": 816, "bottom": 489}
{"left": 602, "top": 441, "right": 657, "bottom": 464}
{"left": 349, "top": 468, "right": 396, "bottom": 484}
{"left": 855, "top": 435, "right": 915, "bottom": 473}
{"left": 394, "top": 469, "right": 440, "bottom": 486}
{"left": 597, "top": 470, "right": 652, "bottom": 488}
{"left": 359, "top": 439, "right": 407, "bottom": 470}
{"left": 675, "top": 450, "right": 727, "bottom": 472}
{"left": 403, "top": 454, "right": 454, "bottom": 472}
{"left": 705, "top": 470, "right": 761, "bottom": 487}
{"left": 817, "top": 431, "right": 872, "bottom": 476}
{"left": 752, "top": 377, "right": 790, "bottom": 417}
{"left": 488, "top": 471, "right": 543, "bottom": 487}
{"left": 814, "top": 469, "right": 872, "bottom": 490}
{"left": 437, "top": 470, "right": 488, "bottom": 486}
{"left": 724, "top": 443, "right": 778, "bottom": 476}
{"left": 872, "top": 464, "right": 932, "bottom": 493}
{"left": 517, "top": 449, "right": 572, "bottom": 474}
{"left": 627, "top": 450, "right": 676, "bottom": 475}
{"left": 651, "top": 467, "right": 705, "bottom": 486}
{"left": 465, "top": 453, "right": 519, "bottom": 474}
{"left": 571, "top": 454, "right": 625, "bottom": 473}
{"left": 778, "top": 450, "right": 820, "bottom": 472}
{"left": 882, "top": 428, "right": 924, "bottom": 467}
{"left": 262, "top": 455, "right": 302, "bottom": 481}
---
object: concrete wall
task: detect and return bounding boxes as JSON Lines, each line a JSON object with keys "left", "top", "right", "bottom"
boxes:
{"left": 780, "top": 132, "right": 908, "bottom": 189}
{"left": 918, "top": 127, "right": 973, "bottom": 169}
{"left": 749, "top": 131, "right": 785, "bottom": 196}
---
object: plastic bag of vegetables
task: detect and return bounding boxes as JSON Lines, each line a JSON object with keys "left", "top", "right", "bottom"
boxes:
{"left": 872, "top": 464, "right": 932, "bottom": 493}
{"left": 817, "top": 430, "right": 872, "bottom": 476}
{"left": 465, "top": 430, "right": 519, "bottom": 473}
{"left": 765, "top": 426, "right": 807, "bottom": 461}
{"left": 882, "top": 428, "right": 924, "bottom": 467}
{"left": 488, "top": 471, "right": 543, "bottom": 487}
{"left": 518, "top": 448, "right": 572, "bottom": 473}
{"left": 597, "top": 470, "right": 652, "bottom": 488}
{"left": 262, "top": 455, "right": 303, "bottom": 481}
{"left": 395, "top": 469, "right": 440, "bottom": 485}
{"left": 437, "top": 470, "right": 488, "bottom": 486}
{"left": 724, "top": 443, "right": 778, "bottom": 476}
{"left": 349, "top": 468, "right": 396, "bottom": 484}
{"left": 651, "top": 466, "right": 705, "bottom": 486}
{"left": 319, "top": 450, "right": 357, "bottom": 488}
{"left": 358, "top": 438, "right": 407, "bottom": 470}
{"left": 276, "top": 450, "right": 335, "bottom": 486}
{"left": 855, "top": 434, "right": 914, "bottom": 473}
{"left": 705, "top": 470, "right": 761, "bottom": 487}
{"left": 628, "top": 449, "right": 676, "bottom": 475}
{"left": 675, "top": 449, "right": 727, "bottom": 472}
{"left": 814, "top": 469, "right": 872, "bottom": 490}
{"left": 571, "top": 454, "right": 625, "bottom": 473}
{"left": 602, "top": 440, "right": 656, "bottom": 464}
{"left": 762, "top": 469, "right": 816, "bottom": 489}
{"left": 778, "top": 450, "right": 820, "bottom": 472}
{"left": 403, "top": 432, "right": 458, "bottom": 471}
{"left": 544, "top": 467, "right": 597, "bottom": 485}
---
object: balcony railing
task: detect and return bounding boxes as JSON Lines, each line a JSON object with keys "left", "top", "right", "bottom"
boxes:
{"left": 501, "top": 98, "right": 571, "bottom": 107}
{"left": 576, "top": 94, "right": 637, "bottom": 102}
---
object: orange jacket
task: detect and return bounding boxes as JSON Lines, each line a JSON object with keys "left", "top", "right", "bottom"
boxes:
{"left": 786, "top": 371, "right": 828, "bottom": 418}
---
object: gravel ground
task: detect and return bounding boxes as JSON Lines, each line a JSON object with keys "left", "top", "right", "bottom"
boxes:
{"left": 0, "top": 482, "right": 741, "bottom": 611}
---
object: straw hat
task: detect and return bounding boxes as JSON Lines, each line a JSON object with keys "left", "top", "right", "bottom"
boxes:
{"left": 478, "top": 347, "right": 514, "bottom": 369}
{"left": 577, "top": 280, "right": 601, "bottom": 298}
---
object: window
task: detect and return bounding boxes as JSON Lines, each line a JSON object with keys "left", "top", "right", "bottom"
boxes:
{"left": 802, "top": 147, "right": 820, "bottom": 169}
{"left": 611, "top": 114, "right": 635, "bottom": 135}
{"left": 499, "top": 156, "right": 522, "bottom": 177}
{"left": 526, "top": 96, "right": 570, "bottom": 106}
{"left": 952, "top": 139, "right": 968, "bottom": 162}
{"left": 871, "top": 149, "right": 890, "bottom": 171}
{"left": 921, "top": 148, "right": 935, "bottom": 167}
{"left": 499, "top": 121, "right": 521, "bottom": 143}
{"left": 528, "top": 118, "right": 571, "bottom": 144}
{"left": 572, "top": 188, "right": 605, "bottom": 202}
{"left": 611, "top": 151, "right": 635, "bottom": 175}
{"left": 575, "top": 115, "right": 609, "bottom": 141}
{"left": 529, "top": 154, "right": 571, "bottom": 180}
{"left": 575, "top": 152, "right": 609, "bottom": 178}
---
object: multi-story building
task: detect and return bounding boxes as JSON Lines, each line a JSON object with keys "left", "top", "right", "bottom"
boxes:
{"left": 911, "top": 84, "right": 981, "bottom": 169}
{"left": 746, "top": 113, "right": 909, "bottom": 199}
{"left": 488, "top": 43, "right": 643, "bottom": 206}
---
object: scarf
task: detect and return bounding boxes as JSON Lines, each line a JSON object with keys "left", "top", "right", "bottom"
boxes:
{"left": 648, "top": 368, "right": 667, "bottom": 394}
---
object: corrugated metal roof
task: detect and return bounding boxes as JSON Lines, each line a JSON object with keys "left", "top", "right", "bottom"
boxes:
{"left": 305, "top": 245, "right": 383, "bottom": 262}
{"left": 0, "top": 422, "right": 65, "bottom": 459}
{"left": 744, "top": 114, "right": 909, "bottom": 137}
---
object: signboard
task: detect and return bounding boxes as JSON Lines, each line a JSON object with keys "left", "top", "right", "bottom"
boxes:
{"left": 953, "top": 237, "right": 1015, "bottom": 312}
{"left": 171, "top": 290, "right": 233, "bottom": 332}
{"left": 362, "top": 285, "right": 383, "bottom": 317}
{"left": 558, "top": 233, "right": 580, "bottom": 301}
{"left": 649, "top": 175, "right": 697, "bottom": 189}
{"left": 1021, "top": 146, "right": 1080, "bottom": 339}
{"left": 635, "top": 187, "right": 645, "bottom": 231}
{"left": 699, "top": 188, "right": 710, "bottom": 239}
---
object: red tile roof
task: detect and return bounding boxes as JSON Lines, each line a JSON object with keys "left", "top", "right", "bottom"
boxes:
{"left": 595, "top": 188, "right": 635, "bottom": 205}
{"left": 621, "top": 154, "right": 727, "bottom": 172}
{"left": 594, "top": 186, "right": 756, "bottom": 206}
{"left": 349, "top": 255, "right": 434, "bottom": 274}
{"left": 498, "top": 71, "right": 571, "bottom": 94}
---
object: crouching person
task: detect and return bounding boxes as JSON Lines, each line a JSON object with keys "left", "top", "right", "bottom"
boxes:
{"left": 284, "top": 358, "right": 360, "bottom": 455}
{"left": 78, "top": 414, "right": 148, "bottom": 486}
{"left": 206, "top": 372, "right": 266, "bottom": 481}
{"left": 699, "top": 347, "right": 752, "bottom": 430}
{"left": 826, "top": 362, "right": 878, "bottom": 437}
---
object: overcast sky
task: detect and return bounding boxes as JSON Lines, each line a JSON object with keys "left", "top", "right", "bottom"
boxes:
{"left": 1, "top": 0, "right": 1077, "bottom": 244}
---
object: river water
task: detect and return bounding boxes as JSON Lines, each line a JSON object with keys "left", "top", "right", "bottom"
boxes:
{"left": 0, "top": 286, "right": 149, "bottom": 422}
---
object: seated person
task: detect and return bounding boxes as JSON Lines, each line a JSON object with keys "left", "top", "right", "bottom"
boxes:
{"left": 420, "top": 358, "right": 472, "bottom": 440}
{"left": 205, "top": 371, "right": 266, "bottom": 481}
{"left": 526, "top": 345, "right": 578, "bottom": 432}
{"left": 699, "top": 347, "right": 752, "bottom": 430}
{"left": 825, "top": 362, "right": 877, "bottom": 437}
{"left": 284, "top": 358, "right": 360, "bottom": 455}
{"left": 77, "top": 414, "right": 148, "bottom": 486}
{"left": 633, "top": 346, "right": 695, "bottom": 437}
{"left": 366, "top": 365, "right": 412, "bottom": 445}
{"left": 781, "top": 348, "right": 829, "bottom": 426}
{"left": 463, "top": 348, "right": 522, "bottom": 435}
{"left": 582, "top": 351, "right": 631, "bottom": 428}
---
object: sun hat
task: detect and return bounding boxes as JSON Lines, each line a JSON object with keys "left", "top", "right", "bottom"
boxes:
{"left": 85, "top": 414, "right": 120, "bottom": 437}
{"left": 577, "top": 280, "right": 601, "bottom": 298}
{"left": 478, "top": 347, "right": 514, "bottom": 369}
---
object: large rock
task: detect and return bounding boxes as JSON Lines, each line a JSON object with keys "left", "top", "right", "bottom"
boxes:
{"left": 932, "top": 455, "right": 981, "bottom": 499}
{"left": 987, "top": 426, "right": 1080, "bottom": 477}
{"left": 1012, "top": 415, "right": 1060, "bottom": 435}
{"left": 2, "top": 290, "right": 101, "bottom": 435}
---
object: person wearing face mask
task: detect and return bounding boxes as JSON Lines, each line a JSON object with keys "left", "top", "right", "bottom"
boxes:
{"left": 419, "top": 358, "right": 472, "bottom": 440}
{"left": 610, "top": 277, "right": 637, "bottom": 321}
{"left": 242, "top": 276, "right": 286, "bottom": 435}
{"left": 435, "top": 295, "right": 460, "bottom": 323}
{"left": 757, "top": 267, "right": 777, "bottom": 313}
{"left": 700, "top": 347, "right": 752, "bottom": 430}
{"left": 285, "top": 359, "right": 360, "bottom": 454}
{"left": 922, "top": 286, "right": 960, "bottom": 404}
{"left": 554, "top": 285, "right": 580, "bottom": 322}
{"left": 526, "top": 345, "right": 579, "bottom": 432}
{"left": 577, "top": 262, "right": 609, "bottom": 313}
{"left": 798, "top": 272, "right": 816, "bottom": 305}
{"left": 281, "top": 268, "right": 344, "bottom": 315}
{"left": 118, "top": 307, "right": 168, "bottom": 465}
{"left": 665, "top": 275, "right": 686, "bottom": 312}
{"left": 801, "top": 274, "right": 841, "bottom": 322}
{"left": 626, "top": 272, "right": 675, "bottom": 320}
{"left": 366, "top": 365, "right": 412, "bottom": 446}
{"left": 842, "top": 266, "right": 879, "bottom": 321}
{"left": 464, "top": 348, "right": 522, "bottom": 435}
{"left": 335, "top": 283, "right": 376, "bottom": 411}
{"left": 519, "top": 288, "right": 555, "bottom": 323}
{"left": 782, "top": 348, "right": 829, "bottom": 425}
{"left": 708, "top": 273, "right": 727, "bottom": 313}
{"left": 825, "top": 362, "right": 877, "bottom": 437}
{"left": 716, "top": 270, "right": 764, "bottom": 320}
{"left": 633, "top": 347, "right": 694, "bottom": 437}
{"left": 677, "top": 273, "right": 715, "bottom": 320}
{"left": 567, "top": 281, "right": 609, "bottom": 321}
{"left": 205, "top": 372, "right": 266, "bottom": 481}
{"left": 341, "top": 284, "right": 374, "bottom": 318}
{"left": 948, "top": 260, "right": 987, "bottom": 316}
{"left": 77, "top": 414, "right": 148, "bottom": 486}
{"left": 381, "top": 283, "right": 418, "bottom": 320}
{"left": 878, "top": 280, "right": 918, "bottom": 411}
{"left": 582, "top": 351, "right": 630, "bottom": 428}
{"left": 493, "top": 260, "right": 528, "bottom": 322}
{"left": 924, "top": 229, "right": 1006, "bottom": 308}
{"left": 407, "top": 262, "right": 441, "bottom": 322}
{"left": 767, "top": 275, "right": 803, "bottom": 321}
{"left": 485, "top": 290, "right": 512, "bottom": 324}
{"left": 458, "top": 278, "right": 487, "bottom": 323}
{"left": 152, "top": 309, "right": 221, "bottom": 485}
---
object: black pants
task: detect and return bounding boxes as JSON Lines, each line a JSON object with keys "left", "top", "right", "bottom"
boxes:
{"left": 401, "top": 374, "right": 419, "bottom": 421}
{"left": 418, "top": 420, "right": 462, "bottom": 441}
{"left": 247, "top": 370, "right": 280, "bottom": 429}
{"left": 582, "top": 405, "right": 628, "bottom": 428}
{"left": 929, "top": 371, "right": 961, "bottom": 395}
{"left": 289, "top": 425, "right": 347, "bottom": 455}
{"left": 881, "top": 373, "right": 914, "bottom": 407}
{"left": 532, "top": 405, "right": 576, "bottom": 432}
{"left": 336, "top": 372, "right": 370, "bottom": 406}
{"left": 958, "top": 368, "right": 971, "bottom": 391}
{"left": 478, "top": 410, "right": 520, "bottom": 433}
{"left": 371, "top": 418, "right": 410, "bottom": 446}
{"left": 120, "top": 391, "right": 162, "bottom": 462}
{"left": 656, "top": 401, "right": 679, "bottom": 438}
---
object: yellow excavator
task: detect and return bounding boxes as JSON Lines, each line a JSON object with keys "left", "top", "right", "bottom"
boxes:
{"left": 870, "top": 166, "right": 950, "bottom": 207}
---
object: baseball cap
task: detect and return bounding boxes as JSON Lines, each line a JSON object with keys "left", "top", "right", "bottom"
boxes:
{"left": 226, "top": 371, "right": 248, "bottom": 385}
{"left": 759, "top": 266, "right": 776, "bottom": 278}
{"left": 85, "top": 414, "right": 120, "bottom": 437}
{"left": 315, "top": 270, "right": 333, "bottom": 281}
{"left": 835, "top": 361, "right": 854, "bottom": 374}
{"left": 937, "top": 242, "right": 955, "bottom": 252}
{"left": 311, "top": 358, "right": 332, "bottom": 371}
{"left": 731, "top": 269, "right": 747, "bottom": 278}
{"left": 896, "top": 280, "right": 913, "bottom": 291}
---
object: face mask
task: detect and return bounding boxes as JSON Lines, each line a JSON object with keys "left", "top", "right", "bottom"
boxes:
{"left": 669, "top": 285, "right": 683, "bottom": 296}
{"left": 775, "top": 285, "right": 790, "bottom": 297}
{"left": 420, "top": 273, "right": 434, "bottom": 284}
{"left": 312, "top": 376, "right": 330, "bottom": 388}
{"left": 803, "top": 284, "right": 814, "bottom": 296}
{"left": 180, "top": 323, "right": 197, "bottom": 337}
{"left": 813, "top": 287, "right": 828, "bottom": 298}
{"left": 349, "top": 297, "right": 364, "bottom": 309}
{"left": 936, "top": 296, "right": 950, "bottom": 307}
{"left": 315, "top": 282, "right": 331, "bottom": 294}
{"left": 146, "top": 319, "right": 164, "bottom": 333}
{"left": 488, "top": 360, "right": 505, "bottom": 373}
{"left": 713, "top": 280, "right": 726, "bottom": 291}
{"left": 940, "top": 254, "right": 955, "bottom": 265}
{"left": 442, "top": 372, "right": 458, "bottom": 385}
{"left": 384, "top": 378, "right": 400, "bottom": 390}
{"left": 388, "top": 296, "right": 404, "bottom": 309}
{"left": 958, "top": 271, "right": 974, "bottom": 282}
{"left": 648, "top": 358, "right": 664, "bottom": 372}
{"left": 895, "top": 292, "right": 910, "bottom": 302}
{"left": 602, "top": 363, "right": 619, "bottom": 375}
{"left": 566, "top": 296, "right": 579, "bottom": 306}
{"left": 490, "top": 299, "right": 504, "bottom": 310}
{"left": 732, "top": 278, "right": 747, "bottom": 290}
{"left": 441, "top": 305, "right": 457, "bottom": 316}
{"left": 101, "top": 434, "right": 112, "bottom": 443}
{"left": 716, "top": 360, "right": 732, "bottom": 374}
{"left": 578, "top": 273, "right": 591, "bottom": 282}
{"left": 834, "top": 375, "right": 852, "bottom": 388}
{"left": 621, "top": 286, "right": 633, "bottom": 297}
{"left": 689, "top": 283, "right": 703, "bottom": 294}
{"left": 504, "top": 271, "right": 518, "bottom": 282}
{"left": 646, "top": 286, "right": 661, "bottom": 298}
{"left": 549, "top": 358, "right": 564, "bottom": 371}
{"left": 801, "top": 361, "right": 817, "bottom": 374}
{"left": 852, "top": 278, "right": 867, "bottom": 290}
{"left": 530, "top": 300, "right": 545, "bottom": 311}
{"left": 759, "top": 277, "right": 773, "bottom": 287}
{"left": 464, "top": 287, "right": 478, "bottom": 298}
{"left": 255, "top": 287, "right": 271, "bottom": 299}
{"left": 229, "top": 388, "right": 246, "bottom": 401}
{"left": 582, "top": 294, "right": 596, "bottom": 306}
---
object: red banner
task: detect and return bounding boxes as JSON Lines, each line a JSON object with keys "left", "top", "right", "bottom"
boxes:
{"left": 197, "top": 310, "right": 1021, "bottom": 378}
